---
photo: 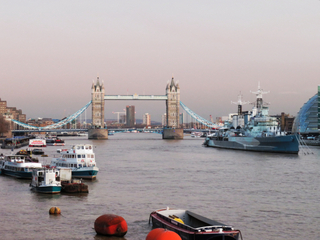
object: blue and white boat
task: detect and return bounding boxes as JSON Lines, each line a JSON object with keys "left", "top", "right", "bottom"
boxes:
{"left": 204, "top": 84, "right": 299, "bottom": 154}
{"left": 50, "top": 144, "right": 99, "bottom": 179}
{"left": 0, "top": 155, "right": 43, "bottom": 179}
{"left": 30, "top": 168, "right": 62, "bottom": 194}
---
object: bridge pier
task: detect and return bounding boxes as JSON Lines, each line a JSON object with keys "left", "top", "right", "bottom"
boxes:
{"left": 88, "top": 128, "right": 108, "bottom": 140}
{"left": 162, "top": 128, "right": 183, "bottom": 139}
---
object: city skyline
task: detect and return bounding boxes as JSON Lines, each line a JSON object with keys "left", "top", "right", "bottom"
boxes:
{"left": 1, "top": 1, "right": 320, "bottom": 122}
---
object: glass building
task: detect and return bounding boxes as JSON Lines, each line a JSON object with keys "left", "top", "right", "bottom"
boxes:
{"left": 292, "top": 90, "right": 319, "bottom": 135}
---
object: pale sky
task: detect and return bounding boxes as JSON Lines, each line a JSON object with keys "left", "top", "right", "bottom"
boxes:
{"left": 1, "top": 1, "right": 320, "bottom": 122}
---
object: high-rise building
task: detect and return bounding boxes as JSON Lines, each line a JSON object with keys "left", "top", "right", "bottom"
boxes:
{"left": 179, "top": 113, "right": 184, "bottom": 125}
{"left": 161, "top": 113, "right": 166, "bottom": 126}
{"left": 126, "top": 105, "right": 135, "bottom": 127}
{"left": 143, "top": 113, "right": 151, "bottom": 126}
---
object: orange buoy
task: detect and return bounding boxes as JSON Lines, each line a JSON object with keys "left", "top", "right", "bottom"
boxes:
{"left": 49, "top": 207, "right": 61, "bottom": 215}
{"left": 156, "top": 230, "right": 181, "bottom": 240}
{"left": 146, "top": 228, "right": 166, "bottom": 240}
{"left": 94, "top": 214, "right": 128, "bottom": 237}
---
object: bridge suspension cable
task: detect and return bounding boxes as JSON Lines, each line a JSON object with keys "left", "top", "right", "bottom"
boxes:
{"left": 10, "top": 101, "right": 92, "bottom": 130}
{"left": 180, "top": 101, "right": 219, "bottom": 129}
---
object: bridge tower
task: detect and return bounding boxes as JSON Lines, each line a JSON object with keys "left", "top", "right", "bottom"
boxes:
{"left": 88, "top": 76, "right": 108, "bottom": 139}
{"left": 163, "top": 77, "right": 183, "bottom": 139}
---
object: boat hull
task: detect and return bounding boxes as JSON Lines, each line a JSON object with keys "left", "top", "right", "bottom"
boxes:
{"left": 31, "top": 185, "right": 61, "bottom": 194}
{"left": 204, "top": 135, "right": 299, "bottom": 154}
{"left": 150, "top": 210, "right": 241, "bottom": 240}
{"left": 2, "top": 169, "right": 33, "bottom": 179}
{"left": 71, "top": 169, "right": 98, "bottom": 179}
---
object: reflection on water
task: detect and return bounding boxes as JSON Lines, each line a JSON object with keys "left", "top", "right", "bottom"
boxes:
{"left": 0, "top": 133, "right": 319, "bottom": 240}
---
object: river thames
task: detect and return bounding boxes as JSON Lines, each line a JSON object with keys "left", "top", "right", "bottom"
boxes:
{"left": 0, "top": 133, "right": 319, "bottom": 240}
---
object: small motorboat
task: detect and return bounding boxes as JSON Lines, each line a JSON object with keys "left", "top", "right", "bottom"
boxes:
{"left": 149, "top": 208, "right": 242, "bottom": 240}
{"left": 30, "top": 168, "right": 62, "bottom": 194}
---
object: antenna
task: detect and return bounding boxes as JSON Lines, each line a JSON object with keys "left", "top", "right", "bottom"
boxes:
{"left": 250, "top": 82, "right": 270, "bottom": 99}
{"left": 231, "top": 91, "right": 250, "bottom": 106}
{"left": 231, "top": 92, "right": 250, "bottom": 116}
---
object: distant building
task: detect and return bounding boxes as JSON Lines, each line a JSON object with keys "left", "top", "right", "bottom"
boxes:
{"left": 126, "top": 105, "right": 135, "bottom": 127}
{"left": 26, "top": 118, "right": 54, "bottom": 128}
{"left": 161, "top": 113, "right": 166, "bottom": 126}
{"left": 119, "top": 114, "right": 126, "bottom": 124}
{"left": 143, "top": 113, "right": 151, "bottom": 126}
{"left": 179, "top": 113, "right": 184, "bottom": 125}
{"left": 0, "top": 98, "right": 26, "bottom": 131}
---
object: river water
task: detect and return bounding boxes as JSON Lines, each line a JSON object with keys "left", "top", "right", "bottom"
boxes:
{"left": 0, "top": 133, "right": 319, "bottom": 240}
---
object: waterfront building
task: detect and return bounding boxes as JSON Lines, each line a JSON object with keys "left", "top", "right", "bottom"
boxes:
{"left": 0, "top": 98, "right": 26, "bottom": 132}
{"left": 143, "top": 113, "right": 151, "bottom": 126}
{"left": 292, "top": 93, "right": 318, "bottom": 135}
{"left": 126, "top": 105, "right": 135, "bottom": 127}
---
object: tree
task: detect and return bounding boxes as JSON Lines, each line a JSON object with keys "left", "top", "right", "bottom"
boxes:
{"left": 0, "top": 114, "right": 9, "bottom": 136}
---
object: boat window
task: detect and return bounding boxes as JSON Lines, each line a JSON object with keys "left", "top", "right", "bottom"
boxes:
{"left": 87, "top": 154, "right": 90, "bottom": 158}
{"left": 77, "top": 155, "right": 81, "bottom": 158}
{"left": 78, "top": 164, "right": 82, "bottom": 168}
{"left": 77, "top": 146, "right": 80, "bottom": 150}
{"left": 89, "top": 146, "right": 92, "bottom": 149}
{"left": 82, "top": 146, "right": 84, "bottom": 149}
{"left": 82, "top": 154, "right": 85, "bottom": 158}
{"left": 85, "top": 146, "right": 88, "bottom": 149}
{"left": 91, "top": 154, "right": 94, "bottom": 158}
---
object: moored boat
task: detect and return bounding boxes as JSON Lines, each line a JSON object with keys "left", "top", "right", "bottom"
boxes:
{"left": 150, "top": 208, "right": 242, "bottom": 240}
{"left": 29, "top": 138, "right": 46, "bottom": 148}
{"left": 1, "top": 136, "right": 32, "bottom": 149}
{"left": 30, "top": 168, "right": 62, "bottom": 194}
{"left": 50, "top": 144, "right": 99, "bottom": 180}
{"left": 204, "top": 84, "right": 299, "bottom": 154}
{"left": 46, "top": 137, "right": 65, "bottom": 146}
{"left": 0, "top": 155, "right": 42, "bottom": 179}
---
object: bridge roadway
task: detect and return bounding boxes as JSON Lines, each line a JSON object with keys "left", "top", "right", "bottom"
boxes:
{"left": 104, "top": 94, "right": 168, "bottom": 100}
{"left": 12, "top": 128, "right": 213, "bottom": 134}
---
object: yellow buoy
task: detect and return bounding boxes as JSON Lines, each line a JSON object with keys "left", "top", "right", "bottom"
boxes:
{"left": 49, "top": 207, "right": 61, "bottom": 215}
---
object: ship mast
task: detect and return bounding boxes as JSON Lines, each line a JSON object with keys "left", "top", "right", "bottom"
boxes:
{"left": 250, "top": 82, "right": 269, "bottom": 113}
{"left": 231, "top": 92, "right": 249, "bottom": 116}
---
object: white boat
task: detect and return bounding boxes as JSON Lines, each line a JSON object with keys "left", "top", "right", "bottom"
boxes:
{"left": 191, "top": 132, "right": 203, "bottom": 138}
{"left": 30, "top": 168, "right": 62, "bottom": 194}
{"left": 0, "top": 155, "right": 43, "bottom": 179}
{"left": 50, "top": 144, "right": 99, "bottom": 180}
{"left": 29, "top": 139, "right": 46, "bottom": 147}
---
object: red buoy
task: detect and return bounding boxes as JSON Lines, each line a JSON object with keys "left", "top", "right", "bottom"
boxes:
{"left": 156, "top": 230, "right": 181, "bottom": 240}
{"left": 94, "top": 214, "right": 128, "bottom": 237}
{"left": 146, "top": 228, "right": 166, "bottom": 240}
{"left": 146, "top": 228, "right": 181, "bottom": 240}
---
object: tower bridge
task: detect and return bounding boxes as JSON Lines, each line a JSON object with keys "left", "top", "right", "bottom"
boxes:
{"left": 90, "top": 76, "right": 182, "bottom": 139}
{"left": 10, "top": 76, "right": 218, "bottom": 139}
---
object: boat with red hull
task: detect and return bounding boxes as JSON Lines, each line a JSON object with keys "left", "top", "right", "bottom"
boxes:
{"left": 150, "top": 208, "right": 242, "bottom": 240}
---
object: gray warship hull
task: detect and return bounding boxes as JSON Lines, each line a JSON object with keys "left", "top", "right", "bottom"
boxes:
{"left": 204, "top": 135, "right": 299, "bottom": 154}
